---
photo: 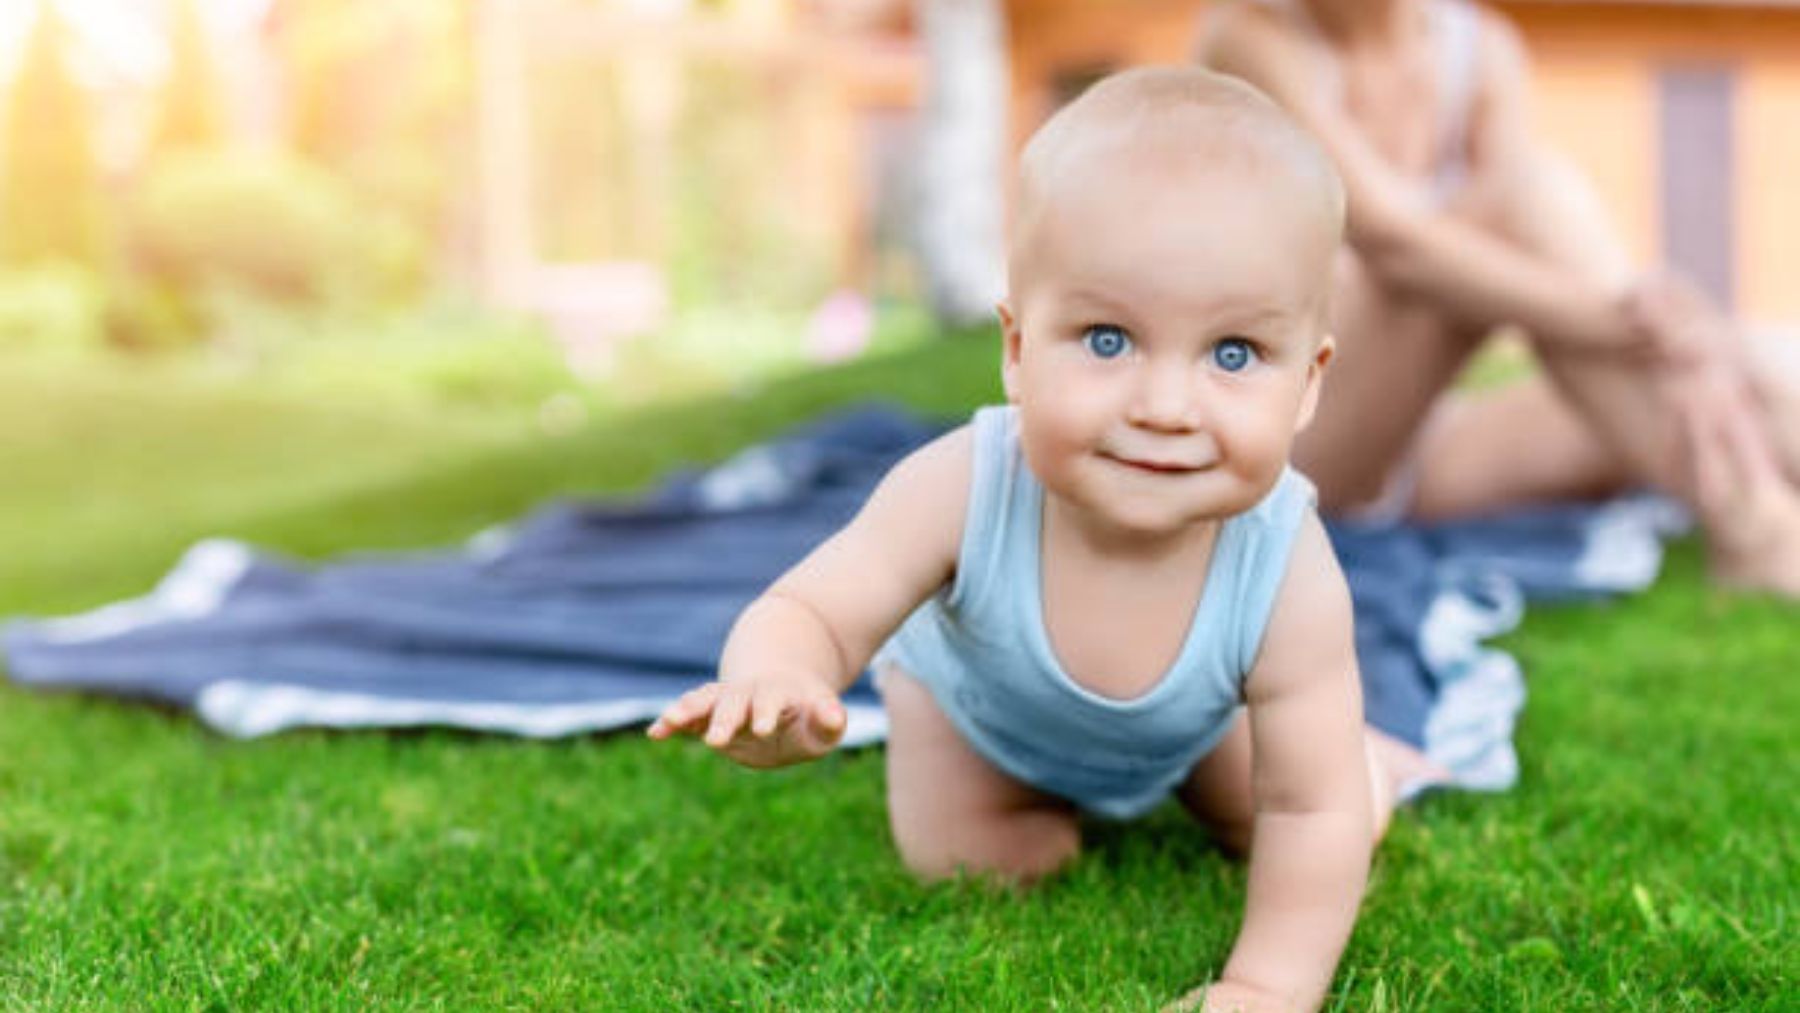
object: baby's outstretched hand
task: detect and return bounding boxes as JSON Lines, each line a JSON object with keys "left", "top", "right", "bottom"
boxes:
{"left": 646, "top": 674, "right": 846, "bottom": 769}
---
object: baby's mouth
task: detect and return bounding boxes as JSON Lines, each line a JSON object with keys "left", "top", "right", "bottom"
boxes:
{"left": 1100, "top": 451, "right": 1212, "bottom": 475}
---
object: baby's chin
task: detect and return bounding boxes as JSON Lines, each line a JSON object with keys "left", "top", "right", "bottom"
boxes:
{"left": 1062, "top": 482, "right": 1266, "bottom": 541}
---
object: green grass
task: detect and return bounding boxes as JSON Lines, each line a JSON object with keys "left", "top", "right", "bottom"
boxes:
{"left": 1, "top": 337, "right": 1794, "bottom": 1010}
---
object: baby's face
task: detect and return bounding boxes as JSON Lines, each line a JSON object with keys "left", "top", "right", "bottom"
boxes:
{"left": 1001, "top": 156, "right": 1336, "bottom": 539}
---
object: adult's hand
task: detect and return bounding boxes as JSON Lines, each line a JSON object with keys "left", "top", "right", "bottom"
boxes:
{"left": 1621, "top": 271, "right": 1747, "bottom": 373}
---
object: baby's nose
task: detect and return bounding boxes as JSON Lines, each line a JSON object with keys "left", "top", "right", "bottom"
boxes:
{"left": 1127, "top": 368, "right": 1204, "bottom": 431}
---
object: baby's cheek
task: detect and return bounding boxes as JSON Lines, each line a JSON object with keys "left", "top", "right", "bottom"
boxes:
{"left": 1257, "top": 393, "right": 1308, "bottom": 452}
{"left": 1025, "top": 403, "right": 1089, "bottom": 450}
{"left": 1016, "top": 420, "right": 1075, "bottom": 481}
{"left": 1232, "top": 423, "right": 1295, "bottom": 486}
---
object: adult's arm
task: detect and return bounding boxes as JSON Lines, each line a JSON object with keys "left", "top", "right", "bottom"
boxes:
{"left": 1197, "top": 3, "right": 1650, "bottom": 357}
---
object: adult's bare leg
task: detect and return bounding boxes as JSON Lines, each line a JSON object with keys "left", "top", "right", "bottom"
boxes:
{"left": 1746, "top": 332, "right": 1800, "bottom": 486}
{"left": 1383, "top": 150, "right": 1636, "bottom": 520}
{"left": 1408, "top": 376, "right": 1632, "bottom": 520}
{"left": 1629, "top": 277, "right": 1800, "bottom": 488}
{"left": 1466, "top": 149, "right": 1800, "bottom": 594}
{"left": 880, "top": 667, "right": 1079, "bottom": 884}
{"left": 1293, "top": 250, "right": 1487, "bottom": 512}
{"left": 1295, "top": 241, "right": 1623, "bottom": 520}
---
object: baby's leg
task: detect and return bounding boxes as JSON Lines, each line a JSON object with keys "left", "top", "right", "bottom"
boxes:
{"left": 1177, "top": 714, "right": 1444, "bottom": 854}
{"left": 880, "top": 666, "right": 1079, "bottom": 884}
{"left": 1174, "top": 712, "right": 1257, "bottom": 855}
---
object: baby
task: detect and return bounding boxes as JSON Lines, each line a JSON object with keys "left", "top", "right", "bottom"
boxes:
{"left": 651, "top": 66, "right": 1403, "bottom": 1012}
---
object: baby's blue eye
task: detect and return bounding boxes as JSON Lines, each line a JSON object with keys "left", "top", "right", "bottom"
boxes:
{"left": 1082, "top": 325, "right": 1131, "bottom": 360}
{"left": 1213, "top": 338, "right": 1256, "bottom": 372}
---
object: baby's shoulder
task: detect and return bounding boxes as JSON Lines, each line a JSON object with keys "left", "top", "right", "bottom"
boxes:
{"left": 835, "top": 422, "right": 978, "bottom": 596}
{"left": 872, "top": 421, "right": 978, "bottom": 528}
{"left": 894, "top": 420, "right": 976, "bottom": 484}
{"left": 1245, "top": 508, "right": 1354, "bottom": 686}
{"left": 899, "top": 404, "right": 1024, "bottom": 500}
{"left": 1269, "top": 507, "right": 1339, "bottom": 593}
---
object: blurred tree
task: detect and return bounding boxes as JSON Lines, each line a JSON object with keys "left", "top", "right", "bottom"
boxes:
{"left": 914, "top": 0, "right": 1006, "bottom": 329}
{"left": 271, "top": 0, "right": 362, "bottom": 164}
{"left": 0, "top": 1, "right": 104, "bottom": 268}
{"left": 150, "top": 0, "right": 225, "bottom": 156}
{"left": 267, "top": 0, "right": 473, "bottom": 249}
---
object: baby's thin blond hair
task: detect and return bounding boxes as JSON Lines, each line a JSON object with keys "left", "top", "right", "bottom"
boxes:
{"left": 1012, "top": 66, "right": 1346, "bottom": 262}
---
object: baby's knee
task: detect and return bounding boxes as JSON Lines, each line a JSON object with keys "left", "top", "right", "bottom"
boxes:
{"left": 1203, "top": 814, "right": 1254, "bottom": 858}
{"left": 893, "top": 809, "right": 1080, "bottom": 886}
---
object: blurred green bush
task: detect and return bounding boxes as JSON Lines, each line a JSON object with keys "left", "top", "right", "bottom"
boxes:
{"left": 0, "top": 263, "right": 108, "bottom": 354}
{"left": 125, "top": 150, "right": 424, "bottom": 312}
{"left": 204, "top": 291, "right": 594, "bottom": 416}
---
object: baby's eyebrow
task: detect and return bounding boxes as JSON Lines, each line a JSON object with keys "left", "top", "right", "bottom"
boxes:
{"left": 1062, "top": 288, "right": 1137, "bottom": 317}
{"left": 1058, "top": 290, "right": 1300, "bottom": 335}
{"left": 1210, "top": 307, "right": 1295, "bottom": 332}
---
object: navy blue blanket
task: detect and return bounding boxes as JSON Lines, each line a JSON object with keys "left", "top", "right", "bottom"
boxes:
{"left": 3, "top": 404, "right": 1685, "bottom": 792}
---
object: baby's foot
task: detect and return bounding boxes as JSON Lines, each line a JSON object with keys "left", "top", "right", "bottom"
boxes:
{"left": 1368, "top": 730, "right": 1451, "bottom": 798}
{"left": 1365, "top": 730, "right": 1451, "bottom": 841}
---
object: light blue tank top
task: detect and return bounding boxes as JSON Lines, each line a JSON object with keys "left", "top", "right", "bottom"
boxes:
{"left": 877, "top": 405, "right": 1317, "bottom": 818}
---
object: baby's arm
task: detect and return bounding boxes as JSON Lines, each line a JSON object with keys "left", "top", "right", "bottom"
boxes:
{"left": 647, "top": 425, "right": 972, "bottom": 768}
{"left": 1211, "top": 514, "right": 1372, "bottom": 1012}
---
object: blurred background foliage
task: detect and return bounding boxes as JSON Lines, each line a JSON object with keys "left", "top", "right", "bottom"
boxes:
{"left": 2, "top": 5, "right": 103, "bottom": 270}
{"left": 0, "top": 0, "right": 908, "bottom": 417}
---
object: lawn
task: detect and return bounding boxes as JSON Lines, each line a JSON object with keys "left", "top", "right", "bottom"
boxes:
{"left": 0, "top": 336, "right": 1793, "bottom": 1010}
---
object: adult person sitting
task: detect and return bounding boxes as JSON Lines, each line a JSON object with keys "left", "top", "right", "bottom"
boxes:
{"left": 1195, "top": 0, "right": 1800, "bottom": 596}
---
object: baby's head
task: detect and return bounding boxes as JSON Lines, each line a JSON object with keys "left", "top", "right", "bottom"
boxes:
{"left": 998, "top": 66, "right": 1344, "bottom": 537}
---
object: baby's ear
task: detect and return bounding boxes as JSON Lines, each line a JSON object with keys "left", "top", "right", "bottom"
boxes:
{"left": 1294, "top": 334, "right": 1336, "bottom": 432}
{"left": 997, "top": 301, "right": 1023, "bottom": 403}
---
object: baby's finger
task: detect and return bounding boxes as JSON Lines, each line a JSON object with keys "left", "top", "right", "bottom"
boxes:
{"left": 647, "top": 684, "right": 721, "bottom": 739}
{"left": 792, "top": 693, "right": 846, "bottom": 753}
{"left": 809, "top": 694, "right": 847, "bottom": 737}
{"left": 704, "top": 683, "right": 754, "bottom": 747}
{"left": 749, "top": 684, "right": 793, "bottom": 738}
